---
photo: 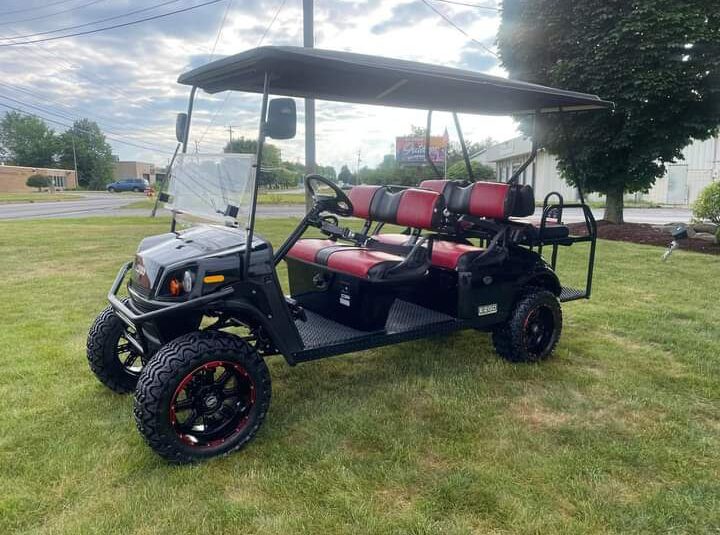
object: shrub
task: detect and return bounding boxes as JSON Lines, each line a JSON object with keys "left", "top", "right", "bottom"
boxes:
{"left": 26, "top": 174, "right": 51, "bottom": 191}
{"left": 693, "top": 181, "right": 720, "bottom": 224}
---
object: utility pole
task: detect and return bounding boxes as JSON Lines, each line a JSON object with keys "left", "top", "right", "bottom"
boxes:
{"left": 303, "top": 0, "right": 316, "bottom": 211}
{"left": 356, "top": 148, "right": 361, "bottom": 185}
{"left": 71, "top": 135, "right": 79, "bottom": 191}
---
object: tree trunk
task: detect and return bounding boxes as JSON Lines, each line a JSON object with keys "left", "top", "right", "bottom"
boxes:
{"left": 604, "top": 186, "right": 624, "bottom": 224}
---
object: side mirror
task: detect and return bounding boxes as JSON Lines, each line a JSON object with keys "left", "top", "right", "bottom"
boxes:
{"left": 266, "top": 98, "right": 296, "bottom": 139}
{"left": 175, "top": 113, "right": 188, "bottom": 143}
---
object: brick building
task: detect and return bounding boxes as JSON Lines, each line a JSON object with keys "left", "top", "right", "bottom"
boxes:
{"left": 0, "top": 164, "right": 77, "bottom": 192}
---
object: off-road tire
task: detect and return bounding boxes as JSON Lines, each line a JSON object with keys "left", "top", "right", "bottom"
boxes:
{"left": 491, "top": 288, "right": 562, "bottom": 363}
{"left": 87, "top": 302, "right": 142, "bottom": 393}
{"left": 134, "top": 330, "right": 271, "bottom": 463}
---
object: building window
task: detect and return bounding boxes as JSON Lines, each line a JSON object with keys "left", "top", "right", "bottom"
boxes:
{"left": 50, "top": 175, "right": 65, "bottom": 188}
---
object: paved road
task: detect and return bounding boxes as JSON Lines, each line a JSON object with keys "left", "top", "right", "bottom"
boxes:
{"left": 0, "top": 192, "right": 693, "bottom": 225}
{"left": 0, "top": 192, "right": 140, "bottom": 220}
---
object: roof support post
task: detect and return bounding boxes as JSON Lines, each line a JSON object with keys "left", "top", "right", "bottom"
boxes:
{"left": 425, "top": 110, "right": 442, "bottom": 178}
{"left": 303, "top": 0, "right": 316, "bottom": 211}
{"left": 452, "top": 112, "right": 473, "bottom": 181}
{"left": 244, "top": 71, "right": 270, "bottom": 278}
{"left": 171, "top": 85, "right": 198, "bottom": 232}
{"left": 558, "top": 108, "right": 585, "bottom": 204}
{"left": 182, "top": 86, "right": 197, "bottom": 154}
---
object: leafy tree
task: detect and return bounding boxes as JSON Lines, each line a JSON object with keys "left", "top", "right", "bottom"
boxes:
{"left": 446, "top": 137, "right": 496, "bottom": 168}
{"left": 26, "top": 174, "right": 51, "bottom": 191}
{"left": 58, "top": 119, "right": 114, "bottom": 190}
{"left": 224, "top": 137, "right": 284, "bottom": 187}
{"left": 499, "top": 1, "right": 720, "bottom": 223}
{"left": 447, "top": 160, "right": 496, "bottom": 181}
{"left": 0, "top": 112, "right": 57, "bottom": 167}
{"left": 224, "top": 137, "right": 282, "bottom": 167}
{"left": 337, "top": 164, "right": 354, "bottom": 185}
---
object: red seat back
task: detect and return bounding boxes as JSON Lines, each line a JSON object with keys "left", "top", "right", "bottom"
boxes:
{"left": 419, "top": 179, "right": 534, "bottom": 219}
{"left": 347, "top": 185, "right": 444, "bottom": 229}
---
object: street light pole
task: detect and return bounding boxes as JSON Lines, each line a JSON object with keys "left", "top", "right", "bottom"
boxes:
{"left": 303, "top": 0, "right": 316, "bottom": 212}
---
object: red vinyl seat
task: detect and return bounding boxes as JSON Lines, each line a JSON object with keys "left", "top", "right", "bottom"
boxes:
{"left": 286, "top": 186, "right": 445, "bottom": 280}
{"left": 286, "top": 238, "right": 407, "bottom": 280}
{"left": 372, "top": 234, "right": 484, "bottom": 271}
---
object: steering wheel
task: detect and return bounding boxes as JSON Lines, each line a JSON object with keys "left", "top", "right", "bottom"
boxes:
{"left": 304, "top": 174, "right": 353, "bottom": 217}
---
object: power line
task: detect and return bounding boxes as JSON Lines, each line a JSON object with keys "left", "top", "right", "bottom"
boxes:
{"left": 257, "top": 0, "right": 288, "bottom": 46}
{"left": 0, "top": 81, "right": 164, "bottom": 140}
{"left": 208, "top": 0, "right": 234, "bottom": 60}
{"left": 432, "top": 0, "right": 499, "bottom": 10}
{"left": 196, "top": 0, "right": 287, "bottom": 147}
{"left": 0, "top": 0, "right": 78, "bottom": 17}
{"left": 0, "top": 100, "right": 174, "bottom": 155}
{"left": 0, "top": 0, "right": 226, "bottom": 47}
{"left": 0, "top": 93, "right": 174, "bottom": 153}
{"left": 1, "top": 0, "right": 183, "bottom": 39}
{"left": 0, "top": 0, "right": 108, "bottom": 28}
{"left": 0, "top": 29, "right": 151, "bottom": 105}
{"left": 421, "top": 0, "right": 498, "bottom": 57}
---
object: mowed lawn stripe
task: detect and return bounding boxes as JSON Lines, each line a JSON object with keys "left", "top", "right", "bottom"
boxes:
{"left": 0, "top": 216, "right": 718, "bottom": 534}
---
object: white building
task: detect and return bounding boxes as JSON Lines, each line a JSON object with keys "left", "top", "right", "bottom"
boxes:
{"left": 473, "top": 134, "right": 720, "bottom": 206}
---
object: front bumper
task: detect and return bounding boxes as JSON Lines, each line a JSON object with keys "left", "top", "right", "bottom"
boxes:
{"left": 108, "top": 261, "right": 235, "bottom": 352}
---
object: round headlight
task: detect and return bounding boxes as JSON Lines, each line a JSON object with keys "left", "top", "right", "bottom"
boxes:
{"left": 182, "top": 270, "right": 193, "bottom": 293}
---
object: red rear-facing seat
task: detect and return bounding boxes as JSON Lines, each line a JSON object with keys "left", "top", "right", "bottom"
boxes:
{"left": 417, "top": 179, "right": 568, "bottom": 241}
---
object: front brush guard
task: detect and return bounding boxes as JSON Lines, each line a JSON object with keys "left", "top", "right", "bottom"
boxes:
{"left": 107, "top": 261, "right": 235, "bottom": 354}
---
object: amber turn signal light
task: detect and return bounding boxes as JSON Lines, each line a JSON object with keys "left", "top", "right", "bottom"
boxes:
{"left": 168, "top": 277, "right": 182, "bottom": 296}
{"left": 203, "top": 274, "right": 225, "bottom": 284}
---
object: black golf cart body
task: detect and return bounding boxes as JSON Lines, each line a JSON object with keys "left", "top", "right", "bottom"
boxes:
{"left": 89, "top": 46, "right": 612, "bottom": 461}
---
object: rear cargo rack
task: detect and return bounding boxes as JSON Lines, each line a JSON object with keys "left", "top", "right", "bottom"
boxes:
{"left": 536, "top": 192, "right": 597, "bottom": 302}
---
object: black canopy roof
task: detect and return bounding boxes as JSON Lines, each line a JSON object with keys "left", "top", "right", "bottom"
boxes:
{"left": 178, "top": 46, "right": 612, "bottom": 115}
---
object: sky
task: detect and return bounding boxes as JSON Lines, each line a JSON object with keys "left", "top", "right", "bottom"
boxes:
{"left": 0, "top": 0, "right": 519, "bottom": 172}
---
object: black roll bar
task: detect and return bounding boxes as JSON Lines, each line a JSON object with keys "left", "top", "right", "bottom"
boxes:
{"left": 244, "top": 71, "right": 270, "bottom": 279}
{"left": 424, "top": 110, "right": 443, "bottom": 178}
{"left": 452, "top": 112, "right": 474, "bottom": 181}
{"left": 171, "top": 86, "right": 198, "bottom": 233}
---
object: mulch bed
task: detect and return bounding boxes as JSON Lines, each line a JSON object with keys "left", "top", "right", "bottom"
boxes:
{"left": 567, "top": 221, "right": 720, "bottom": 256}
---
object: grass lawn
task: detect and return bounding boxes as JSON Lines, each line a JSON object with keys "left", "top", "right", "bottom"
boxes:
{"left": 0, "top": 192, "right": 83, "bottom": 204}
{"left": 1, "top": 216, "right": 718, "bottom": 534}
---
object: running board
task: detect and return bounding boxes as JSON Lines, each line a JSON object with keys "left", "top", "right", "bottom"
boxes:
{"left": 559, "top": 286, "right": 588, "bottom": 302}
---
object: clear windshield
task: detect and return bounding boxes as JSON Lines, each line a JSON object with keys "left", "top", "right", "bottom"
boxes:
{"left": 166, "top": 153, "right": 256, "bottom": 226}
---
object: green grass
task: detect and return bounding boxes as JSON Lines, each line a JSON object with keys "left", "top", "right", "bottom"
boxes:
{"left": 122, "top": 192, "right": 306, "bottom": 211}
{"left": 0, "top": 192, "right": 82, "bottom": 204}
{"left": 1, "top": 216, "right": 719, "bottom": 534}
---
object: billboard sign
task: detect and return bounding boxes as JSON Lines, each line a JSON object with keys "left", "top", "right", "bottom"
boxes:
{"left": 396, "top": 136, "right": 447, "bottom": 165}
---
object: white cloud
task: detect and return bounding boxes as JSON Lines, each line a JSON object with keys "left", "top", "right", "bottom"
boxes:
{"left": 0, "top": 0, "right": 518, "bottom": 172}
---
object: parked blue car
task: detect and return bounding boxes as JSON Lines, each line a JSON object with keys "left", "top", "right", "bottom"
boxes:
{"left": 106, "top": 178, "right": 149, "bottom": 192}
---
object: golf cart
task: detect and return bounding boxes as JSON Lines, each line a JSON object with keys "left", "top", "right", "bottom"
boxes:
{"left": 86, "top": 46, "right": 612, "bottom": 463}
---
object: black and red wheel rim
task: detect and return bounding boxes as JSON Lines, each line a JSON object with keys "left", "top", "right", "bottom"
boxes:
{"left": 523, "top": 305, "right": 555, "bottom": 357}
{"left": 116, "top": 328, "right": 143, "bottom": 376}
{"left": 169, "top": 361, "right": 256, "bottom": 448}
